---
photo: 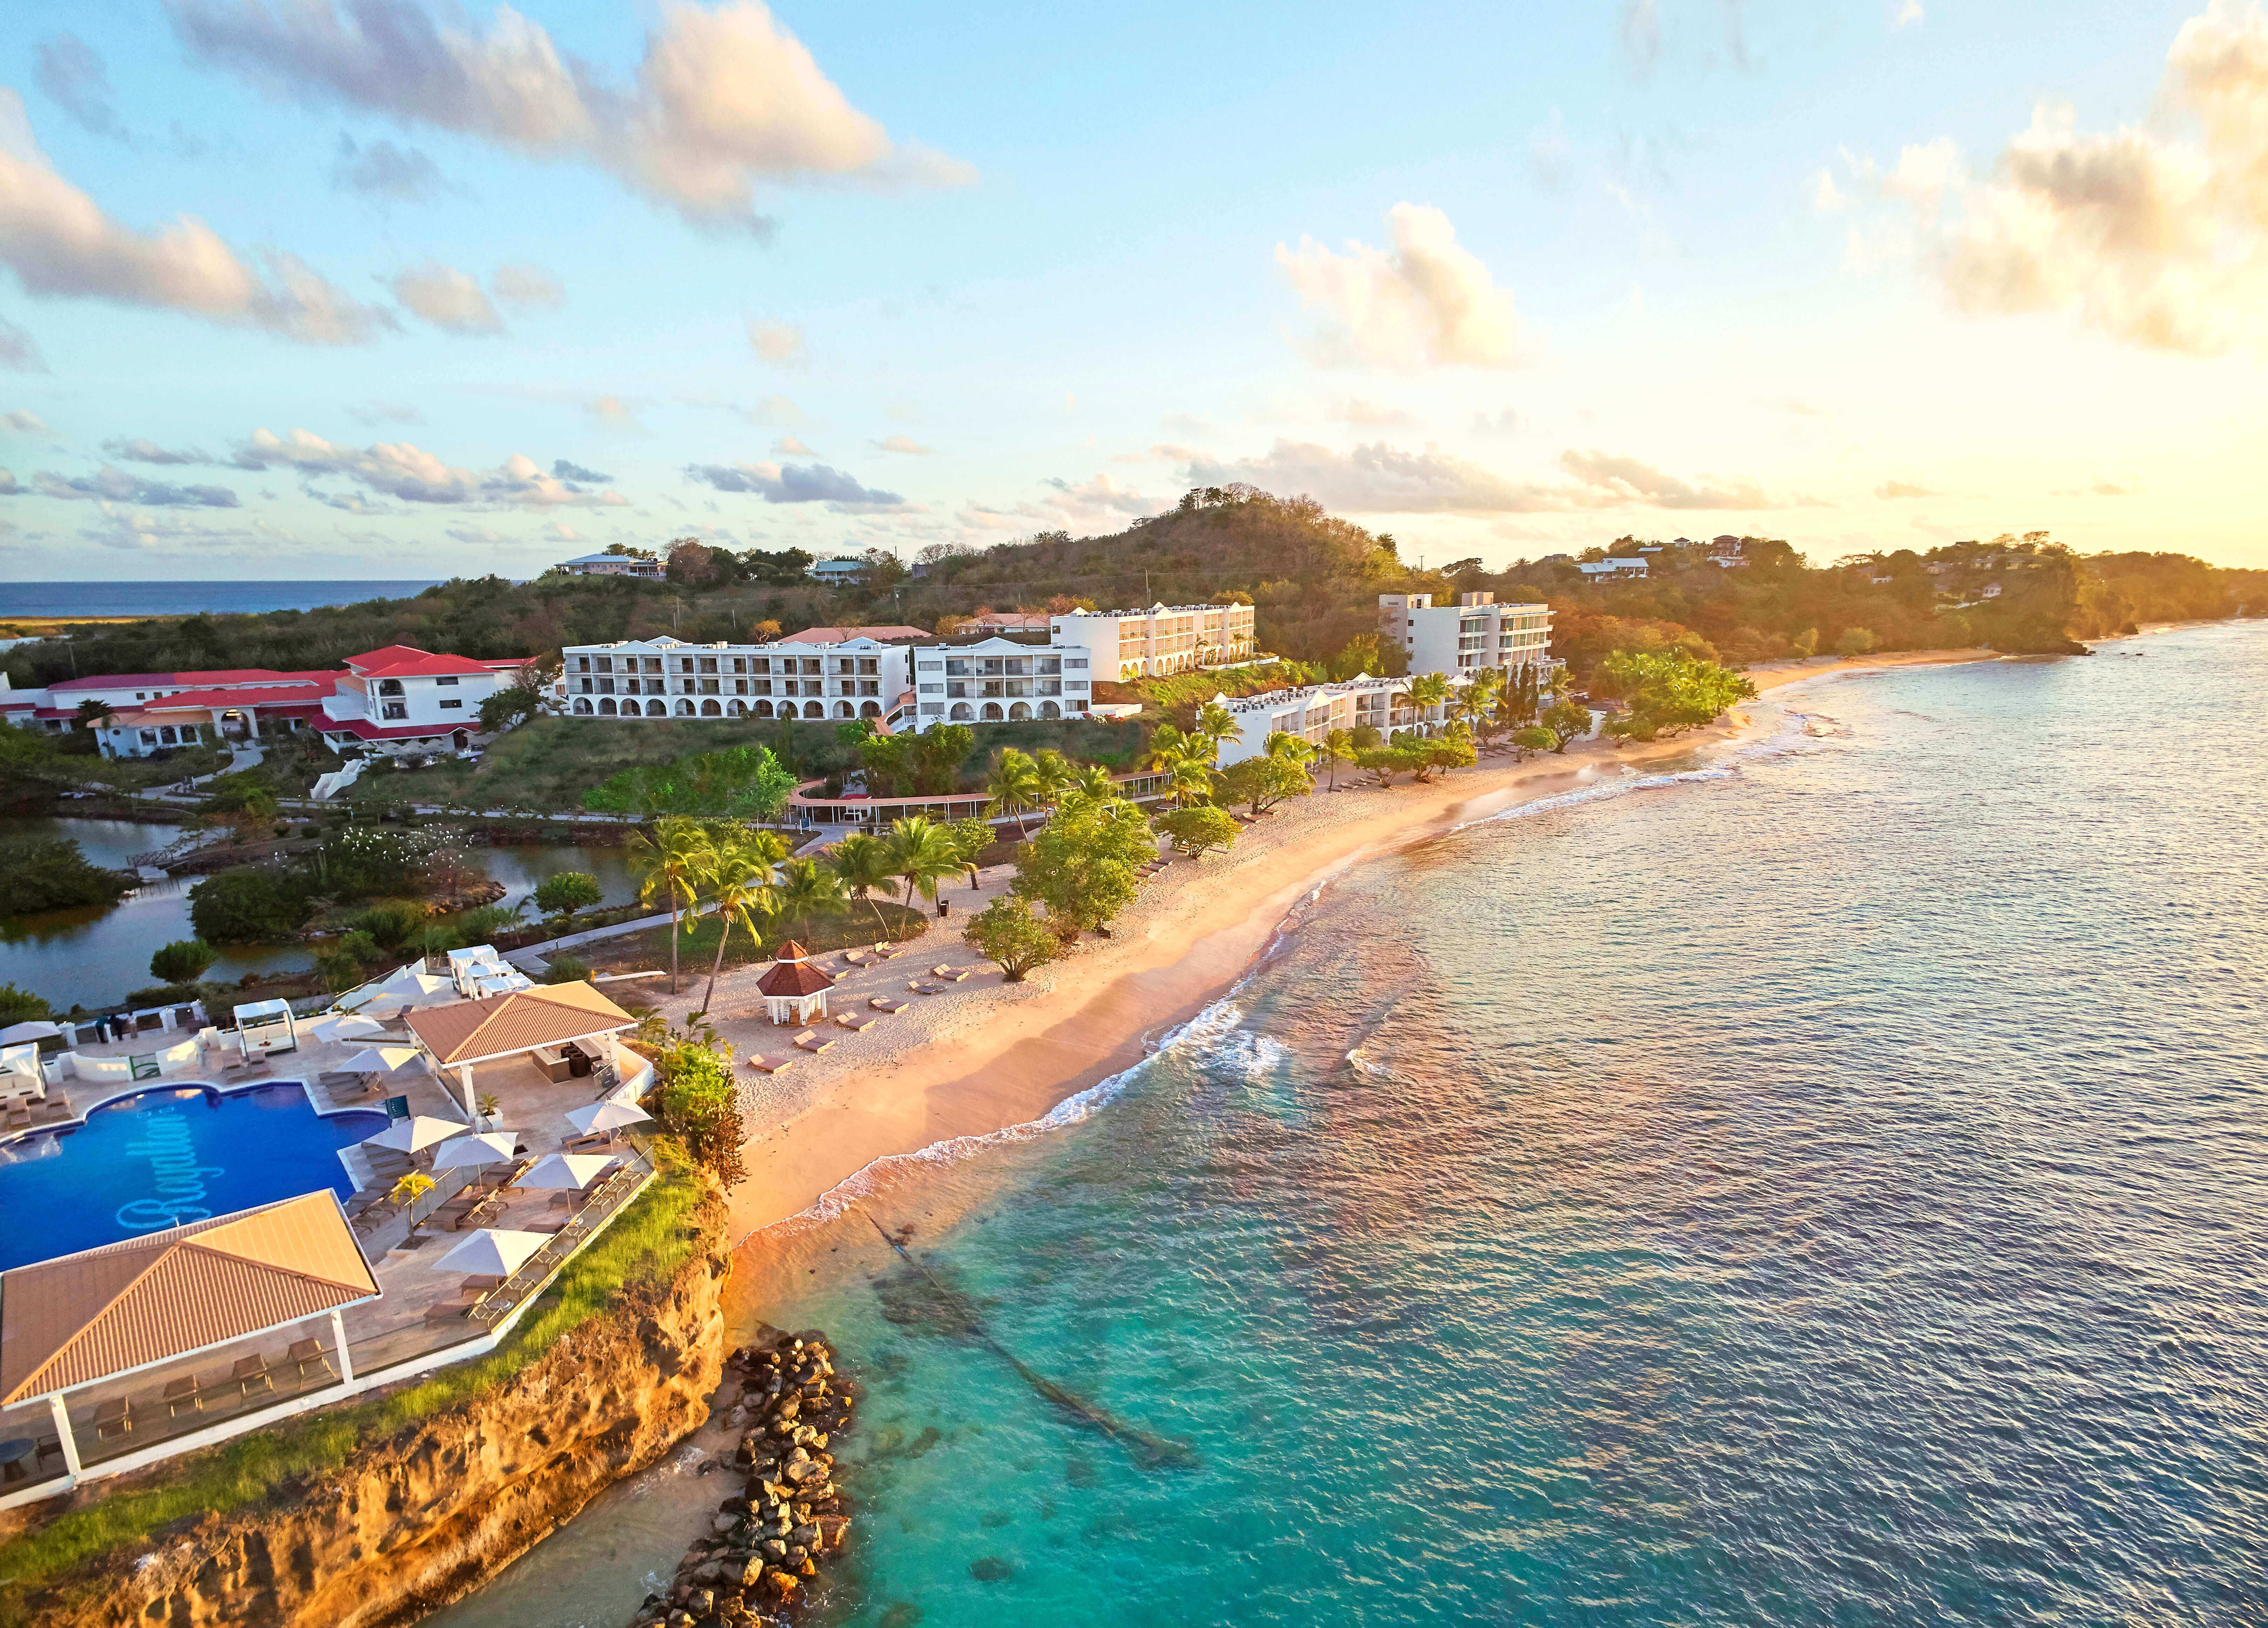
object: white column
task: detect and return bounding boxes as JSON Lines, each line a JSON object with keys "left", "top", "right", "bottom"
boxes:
{"left": 456, "top": 1065, "right": 476, "bottom": 1118}
{"left": 46, "top": 1393, "right": 81, "bottom": 1478}
{"left": 330, "top": 1307, "right": 354, "bottom": 1385}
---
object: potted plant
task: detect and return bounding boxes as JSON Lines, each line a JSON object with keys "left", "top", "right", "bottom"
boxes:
{"left": 390, "top": 1171, "right": 437, "bottom": 1244}
{"left": 476, "top": 1090, "right": 501, "bottom": 1132}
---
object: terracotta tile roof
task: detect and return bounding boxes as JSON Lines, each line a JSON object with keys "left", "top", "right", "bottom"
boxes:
{"left": 347, "top": 645, "right": 496, "bottom": 678}
{"left": 404, "top": 982, "right": 637, "bottom": 1066}
{"left": 318, "top": 717, "right": 474, "bottom": 741}
{"left": 758, "top": 943, "right": 834, "bottom": 997}
{"left": 777, "top": 625, "right": 930, "bottom": 644}
{"left": 0, "top": 1193, "right": 378, "bottom": 1404}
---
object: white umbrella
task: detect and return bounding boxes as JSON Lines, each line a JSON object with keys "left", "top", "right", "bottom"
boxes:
{"left": 325, "top": 1015, "right": 388, "bottom": 1041}
{"left": 563, "top": 1099, "right": 651, "bottom": 1136}
{"left": 427, "top": 1132, "right": 520, "bottom": 1172}
{"left": 362, "top": 1116, "right": 469, "bottom": 1154}
{"left": 513, "top": 1152, "right": 616, "bottom": 1191}
{"left": 0, "top": 1021, "right": 65, "bottom": 1045}
{"left": 339, "top": 1044, "right": 423, "bottom": 1076}
{"left": 428, "top": 1229, "right": 549, "bottom": 1276}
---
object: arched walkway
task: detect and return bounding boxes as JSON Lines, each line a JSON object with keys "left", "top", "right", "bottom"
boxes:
{"left": 860, "top": 701, "right": 882, "bottom": 718}
{"left": 1039, "top": 701, "right": 1060, "bottom": 719}
{"left": 598, "top": 698, "right": 617, "bottom": 715}
{"left": 950, "top": 703, "right": 973, "bottom": 721}
{"left": 676, "top": 699, "right": 696, "bottom": 716}
{"left": 727, "top": 699, "right": 746, "bottom": 717}
{"left": 646, "top": 700, "right": 667, "bottom": 717}
{"left": 701, "top": 699, "right": 722, "bottom": 716}
{"left": 754, "top": 700, "right": 775, "bottom": 718}
{"left": 981, "top": 703, "right": 1004, "bottom": 721}
{"left": 573, "top": 698, "right": 592, "bottom": 714}
{"left": 833, "top": 701, "right": 854, "bottom": 719}
{"left": 1008, "top": 702, "right": 1031, "bottom": 720}
{"left": 803, "top": 701, "right": 825, "bottom": 719}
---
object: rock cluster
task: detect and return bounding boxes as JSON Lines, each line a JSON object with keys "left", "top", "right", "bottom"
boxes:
{"left": 628, "top": 1332, "right": 856, "bottom": 1628}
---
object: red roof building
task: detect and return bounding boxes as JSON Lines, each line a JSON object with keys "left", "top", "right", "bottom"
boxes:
{"left": 757, "top": 942, "right": 835, "bottom": 1025}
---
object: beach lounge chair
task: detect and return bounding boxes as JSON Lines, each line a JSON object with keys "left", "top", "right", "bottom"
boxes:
{"left": 869, "top": 997, "right": 907, "bottom": 1013}
{"left": 834, "top": 1012, "right": 876, "bottom": 1031}
{"left": 94, "top": 1398, "right": 132, "bottom": 1439}
{"left": 744, "top": 1053, "right": 795, "bottom": 1074}
{"left": 232, "top": 1355, "right": 273, "bottom": 1398}
{"left": 873, "top": 940, "right": 895, "bottom": 953}
{"left": 930, "top": 964, "right": 955, "bottom": 978}
{"left": 163, "top": 1376, "right": 203, "bottom": 1417}
{"left": 288, "top": 1337, "right": 335, "bottom": 1381}
{"left": 561, "top": 1130, "right": 614, "bottom": 1153}
{"left": 911, "top": 982, "right": 946, "bottom": 995}
{"left": 793, "top": 1030, "right": 837, "bottom": 1053}
{"left": 842, "top": 950, "right": 870, "bottom": 966}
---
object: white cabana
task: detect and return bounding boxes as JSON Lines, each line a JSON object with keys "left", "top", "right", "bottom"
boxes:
{"left": 233, "top": 998, "right": 298, "bottom": 1057}
{"left": 0, "top": 1021, "right": 65, "bottom": 1046}
{"left": 563, "top": 1099, "right": 652, "bottom": 1137}
{"left": 338, "top": 965, "right": 454, "bottom": 1014}
{"left": 427, "top": 1132, "right": 520, "bottom": 1172}
{"left": 305, "top": 1012, "right": 387, "bottom": 1044}
{"left": 513, "top": 1152, "right": 616, "bottom": 1191}
{"left": 337, "top": 1044, "right": 425, "bottom": 1077}
{"left": 360, "top": 1116, "right": 468, "bottom": 1155}
{"left": 428, "top": 1228, "right": 549, "bottom": 1277}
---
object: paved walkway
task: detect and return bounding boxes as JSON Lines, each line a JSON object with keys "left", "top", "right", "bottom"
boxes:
{"left": 501, "top": 901, "right": 721, "bottom": 972}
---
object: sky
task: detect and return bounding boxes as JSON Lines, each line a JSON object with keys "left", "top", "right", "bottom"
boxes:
{"left": 1, "top": 0, "right": 2264, "bottom": 582}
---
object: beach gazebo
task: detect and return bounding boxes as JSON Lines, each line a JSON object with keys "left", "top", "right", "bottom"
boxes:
{"left": 0, "top": 1193, "right": 379, "bottom": 1486}
{"left": 403, "top": 983, "right": 639, "bottom": 1115}
{"left": 757, "top": 942, "right": 833, "bottom": 1026}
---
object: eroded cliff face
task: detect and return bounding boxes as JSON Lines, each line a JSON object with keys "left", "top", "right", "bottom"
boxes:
{"left": 22, "top": 1208, "right": 730, "bottom": 1628}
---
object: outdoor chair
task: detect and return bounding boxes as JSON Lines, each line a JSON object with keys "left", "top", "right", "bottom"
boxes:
{"left": 744, "top": 1054, "right": 795, "bottom": 1074}
{"left": 424, "top": 1302, "right": 469, "bottom": 1324}
{"left": 288, "top": 1338, "right": 335, "bottom": 1382}
{"left": 870, "top": 997, "right": 907, "bottom": 1012}
{"left": 34, "top": 1436, "right": 63, "bottom": 1472}
{"left": 232, "top": 1355, "right": 273, "bottom": 1398}
{"left": 4, "top": 1106, "right": 28, "bottom": 1132}
{"left": 94, "top": 1398, "right": 132, "bottom": 1439}
{"left": 793, "top": 1030, "right": 838, "bottom": 1053}
{"left": 163, "top": 1376, "right": 203, "bottom": 1417}
{"left": 911, "top": 983, "right": 947, "bottom": 996}
{"left": 835, "top": 1013, "right": 876, "bottom": 1031}
{"left": 561, "top": 1130, "right": 613, "bottom": 1153}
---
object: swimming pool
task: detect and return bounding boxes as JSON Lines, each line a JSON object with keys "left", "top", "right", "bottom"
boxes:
{"left": 0, "top": 1083, "right": 386, "bottom": 1271}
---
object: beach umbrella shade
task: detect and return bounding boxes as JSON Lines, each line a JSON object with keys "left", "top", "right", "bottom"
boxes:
{"left": 339, "top": 1045, "right": 424, "bottom": 1076}
{"left": 326, "top": 1015, "right": 388, "bottom": 1041}
{"left": 563, "top": 1100, "right": 652, "bottom": 1137}
{"left": 0, "top": 1021, "right": 65, "bottom": 1045}
{"left": 427, "top": 1132, "right": 520, "bottom": 1172}
{"left": 362, "top": 1116, "right": 470, "bottom": 1154}
{"left": 428, "top": 1229, "right": 550, "bottom": 1277}
{"left": 513, "top": 1152, "right": 616, "bottom": 1191}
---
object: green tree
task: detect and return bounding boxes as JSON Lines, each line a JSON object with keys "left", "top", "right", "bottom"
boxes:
{"left": 949, "top": 816, "right": 995, "bottom": 889}
{"left": 1216, "top": 752, "right": 1312, "bottom": 816}
{"left": 1011, "top": 791, "right": 1155, "bottom": 936}
{"left": 626, "top": 815, "right": 707, "bottom": 995}
{"left": 0, "top": 837, "right": 134, "bottom": 915}
{"left": 857, "top": 732, "right": 911, "bottom": 797}
{"left": 829, "top": 830, "right": 900, "bottom": 934}
{"left": 962, "top": 895, "right": 1061, "bottom": 982}
{"left": 0, "top": 984, "right": 52, "bottom": 1024}
{"left": 772, "top": 855, "right": 848, "bottom": 945}
{"left": 910, "top": 724, "right": 976, "bottom": 795}
{"left": 312, "top": 945, "right": 365, "bottom": 993}
{"left": 1539, "top": 700, "right": 1593, "bottom": 752}
{"left": 885, "top": 816, "right": 965, "bottom": 912}
{"left": 1163, "top": 756, "right": 1214, "bottom": 808}
{"left": 542, "top": 954, "right": 592, "bottom": 985}
{"left": 657, "top": 1038, "right": 747, "bottom": 1186}
{"left": 1191, "top": 700, "right": 1240, "bottom": 764}
{"left": 1836, "top": 626, "right": 1879, "bottom": 658}
{"left": 1416, "top": 728, "right": 1478, "bottom": 780}
{"left": 1405, "top": 672, "right": 1451, "bottom": 729}
{"left": 188, "top": 866, "right": 312, "bottom": 943}
{"left": 1598, "top": 650, "right": 1757, "bottom": 741}
{"left": 1353, "top": 746, "right": 1423, "bottom": 786}
{"left": 1143, "top": 723, "right": 1203, "bottom": 771}
{"left": 533, "top": 870, "right": 604, "bottom": 936}
{"left": 1157, "top": 803, "right": 1239, "bottom": 858}
{"left": 694, "top": 827, "right": 788, "bottom": 1015}
{"left": 1510, "top": 726, "right": 1554, "bottom": 759}
{"left": 149, "top": 939, "right": 218, "bottom": 984}
{"left": 1317, "top": 727, "right": 1355, "bottom": 791}
{"left": 984, "top": 748, "right": 1047, "bottom": 835}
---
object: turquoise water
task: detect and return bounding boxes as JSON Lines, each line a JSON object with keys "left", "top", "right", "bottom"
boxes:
{"left": 0, "top": 1082, "right": 383, "bottom": 1267}
{"left": 436, "top": 623, "right": 2268, "bottom": 1627}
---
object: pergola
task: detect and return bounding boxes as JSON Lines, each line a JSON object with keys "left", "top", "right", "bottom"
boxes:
{"left": 403, "top": 983, "right": 640, "bottom": 1115}
{"left": 0, "top": 1193, "right": 379, "bottom": 1479}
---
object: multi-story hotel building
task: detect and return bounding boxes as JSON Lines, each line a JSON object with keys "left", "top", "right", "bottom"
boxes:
{"left": 1051, "top": 602, "right": 1258, "bottom": 680}
{"left": 556, "top": 636, "right": 916, "bottom": 727}
{"left": 909, "top": 636, "right": 1094, "bottom": 727}
{"left": 1377, "top": 591, "right": 1555, "bottom": 679}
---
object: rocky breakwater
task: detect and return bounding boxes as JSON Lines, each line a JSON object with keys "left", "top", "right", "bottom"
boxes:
{"left": 630, "top": 1333, "right": 857, "bottom": 1628}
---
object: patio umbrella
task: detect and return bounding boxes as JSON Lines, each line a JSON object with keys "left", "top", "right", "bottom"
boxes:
{"left": 323, "top": 1015, "right": 389, "bottom": 1041}
{"left": 428, "top": 1228, "right": 549, "bottom": 1277}
{"left": 427, "top": 1131, "right": 520, "bottom": 1172}
{"left": 0, "top": 1021, "right": 64, "bottom": 1045}
{"left": 563, "top": 1100, "right": 652, "bottom": 1137}
{"left": 339, "top": 1045, "right": 423, "bottom": 1076}
{"left": 362, "top": 1116, "right": 470, "bottom": 1155}
{"left": 513, "top": 1152, "right": 616, "bottom": 1191}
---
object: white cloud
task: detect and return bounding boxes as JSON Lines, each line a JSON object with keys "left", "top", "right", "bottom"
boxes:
{"left": 230, "top": 427, "right": 628, "bottom": 508}
{"left": 2, "top": 410, "right": 47, "bottom": 433}
{"left": 0, "top": 317, "right": 44, "bottom": 371}
{"left": 1179, "top": 439, "right": 1780, "bottom": 514}
{"left": 390, "top": 262, "right": 501, "bottom": 333}
{"left": 332, "top": 135, "right": 449, "bottom": 201}
{"left": 684, "top": 459, "right": 904, "bottom": 508}
{"left": 1276, "top": 203, "right": 1535, "bottom": 369}
{"left": 586, "top": 395, "right": 642, "bottom": 431}
{"left": 0, "top": 90, "right": 391, "bottom": 343}
{"left": 775, "top": 435, "right": 815, "bottom": 455}
{"left": 873, "top": 434, "right": 933, "bottom": 454}
{"left": 1814, "top": 168, "right": 1845, "bottom": 212}
{"left": 167, "top": 0, "right": 975, "bottom": 233}
{"left": 35, "top": 35, "right": 120, "bottom": 138}
{"left": 747, "top": 318, "right": 806, "bottom": 367}
{"left": 1893, "top": 0, "right": 1925, "bottom": 26}
{"left": 1335, "top": 398, "right": 1419, "bottom": 428}
{"left": 493, "top": 261, "right": 564, "bottom": 308}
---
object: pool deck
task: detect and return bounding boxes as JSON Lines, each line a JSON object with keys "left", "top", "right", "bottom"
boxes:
{"left": 0, "top": 1028, "right": 655, "bottom": 1506}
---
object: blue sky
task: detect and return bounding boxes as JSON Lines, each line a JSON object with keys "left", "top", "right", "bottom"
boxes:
{"left": 2, "top": 0, "right": 2263, "bottom": 580}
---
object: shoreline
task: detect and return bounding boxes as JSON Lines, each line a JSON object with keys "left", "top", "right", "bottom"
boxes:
{"left": 701, "top": 645, "right": 1998, "bottom": 1254}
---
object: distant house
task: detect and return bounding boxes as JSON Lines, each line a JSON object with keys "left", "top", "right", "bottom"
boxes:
{"left": 963, "top": 611, "right": 1055, "bottom": 633}
{"left": 555, "top": 551, "right": 662, "bottom": 580}
{"left": 1576, "top": 558, "right": 1649, "bottom": 581}
{"left": 778, "top": 624, "right": 930, "bottom": 645}
{"left": 808, "top": 558, "right": 868, "bottom": 586}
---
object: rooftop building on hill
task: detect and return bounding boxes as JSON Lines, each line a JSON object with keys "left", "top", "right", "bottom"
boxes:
{"left": 1378, "top": 592, "right": 1556, "bottom": 679}
{"left": 908, "top": 634, "right": 1095, "bottom": 728}
{"left": 554, "top": 633, "right": 916, "bottom": 728}
{"left": 1050, "top": 601, "right": 1258, "bottom": 679}
{"left": 778, "top": 624, "right": 930, "bottom": 644}
{"left": 555, "top": 551, "right": 663, "bottom": 579}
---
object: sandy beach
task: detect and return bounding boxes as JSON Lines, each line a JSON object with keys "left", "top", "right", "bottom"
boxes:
{"left": 632, "top": 646, "right": 1994, "bottom": 1249}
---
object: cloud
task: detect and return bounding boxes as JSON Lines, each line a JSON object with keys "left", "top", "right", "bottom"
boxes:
{"left": 747, "top": 318, "right": 806, "bottom": 367}
{"left": 2052, "top": 474, "right": 2146, "bottom": 496}
{"left": 685, "top": 459, "right": 903, "bottom": 507}
{"left": 1277, "top": 203, "right": 1535, "bottom": 369}
{"left": 35, "top": 35, "right": 121, "bottom": 138}
{"left": 544, "top": 520, "right": 578, "bottom": 540}
{"left": 1530, "top": 107, "right": 1572, "bottom": 191}
{"left": 74, "top": 506, "right": 279, "bottom": 551}
{"left": 230, "top": 427, "right": 629, "bottom": 507}
{"left": 493, "top": 262, "right": 564, "bottom": 308}
{"left": 390, "top": 262, "right": 501, "bottom": 333}
{"left": 873, "top": 434, "right": 933, "bottom": 454}
{"left": 3, "top": 410, "right": 48, "bottom": 433}
{"left": 346, "top": 400, "right": 424, "bottom": 426}
{"left": 736, "top": 394, "right": 803, "bottom": 427}
{"left": 0, "top": 470, "right": 17, "bottom": 495}
{"left": 167, "top": 0, "right": 976, "bottom": 232}
{"left": 331, "top": 134, "right": 450, "bottom": 201}
{"left": 775, "top": 435, "right": 814, "bottom": 455}
{"left": 1815, "top": 168, "right": 1846, "bottom": 212}
{"left": 1179, "top": 439, "right": 1778, "bottom": 514}
{"left": 104, "top": 436, "right": 209, "bottom": 463}
{"left": 14, "top": 463, "right": 240, "bottom": 507}
{"left": 1874, "top": 479, "right": 1940, "bottom": 498}
{"left": 1336, "top": 398, "right": 1419, "bottom": 428}
{"left": 1893, "top": 0, "right": 1925, "bottom": 26}
{"left": 0, "top": 91, "right": 393, "bottom": 344}
{"left": 552, "top": 458, "right": 613, "bottom": 482}
{"left": 1622, "top": 0, "right": 1662, "bottom": 74}
{"left": 0, "top": 317, "right": 44, "bottom": 372}
{"left": 586, "top": 395, "right": 642, "bottom": 431}
{"left": 1472, "top": 407, "right": 1526, "bottom": 435}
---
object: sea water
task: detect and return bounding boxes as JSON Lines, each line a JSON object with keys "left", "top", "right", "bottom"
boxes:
{"left": 434, "top": 624, "right": 2268, "bottom": 1627}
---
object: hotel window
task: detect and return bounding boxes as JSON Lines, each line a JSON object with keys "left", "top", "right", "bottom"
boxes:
{"left": 382, "top": 703, "right": 407, "bottom": 720}
{"left": 436, "top": 676, "right": 459, "bottom": 686}
{"left": 734, "top": 680, "right": 749, "bottom": 695}
{"left": 733, "top": 658, "right": 747, "bottom": 674}
{"left": 577, "top": 656, "right": 592, "bottom": 672}
{"left": 378, "top": 679, "right": 404, "bottom": 697}
{"left": 802, "top": 659, "right": 822, "bottom": 676}
{"left": 858, "top": 659, "right": 879, "bottom": 676}
{"left": 598, "top": 657, "right": 614, "bottom": 674}
{"left": 699, "top": 658, "right": 717, "bottom": 673}
{"left": 439, "top": 699, "right": 463, "bottom": 710}
{"left": 752, "top": 658, "right": 771, "bottom": 675}
{"left": 679, "top": 658, "right": 694, "bottom": 673}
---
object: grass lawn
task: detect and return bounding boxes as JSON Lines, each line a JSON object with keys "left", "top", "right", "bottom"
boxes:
{"left": 584, "top": 898, "right": 934, "bottom": 976}
{"left": 0, "top": 1149, "right": 708, "bottom": 1615}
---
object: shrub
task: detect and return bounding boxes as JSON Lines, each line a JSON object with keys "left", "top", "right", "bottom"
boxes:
{"left": 542, "top": 954, "right": 592, "bottom": 985}
{"left": 534, "top": 871, "right": 603, "bottom": 932}
{"left": 350, "top": 901, "right": 431, "bottom": 952}
{"left": 0, "top": 837, "right": 134, "bottom": 916}
{"left": 0, "top": 984, "right": 53, "bottom": 1024}
{"left": 1836, "top": 626, "right": 1879, "bottom": 658}
{"left": 963, "top": 895, "right": 1062, "bottom": 982}
{"left": 149, "top": 939, "right": 219, "bottom": 984}
{"left": 188, "top": 867, "right": 313, "bottom": 943}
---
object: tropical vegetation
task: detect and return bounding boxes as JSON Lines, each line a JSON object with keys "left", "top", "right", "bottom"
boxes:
{"left": 0, "top": 837, "right": 134, "bottom": 916}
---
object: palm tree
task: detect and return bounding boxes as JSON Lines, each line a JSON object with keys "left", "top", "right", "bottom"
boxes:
{"left": 772, "top": 856, "right": 848, "bottom": 947}
{"left": 626, "top": 814, "right": 706, "bottom": 995}
{"left": 1069, "top": 762, "right": 1117, "bottom": 800}
{"left": 830, "top": 831, "right": 898, "bottom": 935}
{"left": 1192, "top": 701, "right": 1239, "bottom": 764}
{"left": 885, "top": 816, "right": 965, "bottom": 913}
{"left": 695, "top": 828, "right": 787, "bottom": 1017}
{"left": 1165, "top": 757, "right": 1214, "bottom": 808}
{"left": 1318, "top": 728, "right": 1355, "bottom": 791}
{"left": 1143, "top": 724, "right": 1201, "bottom": 771}
{"left": 1406, "top": 672, "right": 1452, "bottom": 734}
{"left": 1031, "top": 749, "right": 1081, "bottom": 812}
{"left": 984, "top": 749, "right": 1046, "bottom": 835}
{"left": 1264, "top": 730, "right": 1317, "bottom": 766}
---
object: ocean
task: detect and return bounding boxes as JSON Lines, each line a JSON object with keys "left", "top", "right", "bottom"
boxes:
{"left": 430, "top": 623, "right": 2268, "bottom": 1628}
{"left": 0, "top": 581, "right": 443, "bottom": 618}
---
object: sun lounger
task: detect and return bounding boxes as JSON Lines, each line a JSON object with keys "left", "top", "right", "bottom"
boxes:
{"left": 931, "top": 964, "right": 955, "bottom": 977}
{"left": 943, "top": 968, "right": 975, "bottom": 982}
{"left": 94, "top": 1398, "right": 132, "bottom": 1439}
{"left": 163, "top": 1375, "right": 203, "bottom": 1417}
{"left": 911, "top": 983, "right": 946, "bottom": 995}
{"left": 232, "top": 1354, "right": 274, "bottom": 1398}
{"left": 869, "top": 997, "right": 907, "bottom": 1013}
{"left": 834, "top": 1012, "right": 876, "bottom": 1030}
{"left": 288, "top": 1337, "right": 335, "bottom": 1381}
{"left": 842, "top": 950, "right": 870, "bottom": 965}
{"left": 873, "top": 940, "right": 895, "bottom": 952}
{"left": 793, "top": 1030, "right": 837, "bottom": 1053}
{"left": 743, "top": 1053, "right": 796, "bottom": 1074}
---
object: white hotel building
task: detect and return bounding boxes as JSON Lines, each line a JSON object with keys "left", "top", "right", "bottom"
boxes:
{"left": 556, "top": 636, "right": 917, "bottom": 728}
{"left": 909, "top": 636, "right": 1093, "bottom": 726}
{"left": 1051, "top": 602, "right": 1257, "bottom": 680}
{"left": 1378, "top": 591, "right": 1555, "bottom": 680}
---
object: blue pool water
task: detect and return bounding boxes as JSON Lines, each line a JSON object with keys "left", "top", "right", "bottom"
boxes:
{"left": 0, "top": 1083, "right": 385, "bottom": 1269}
